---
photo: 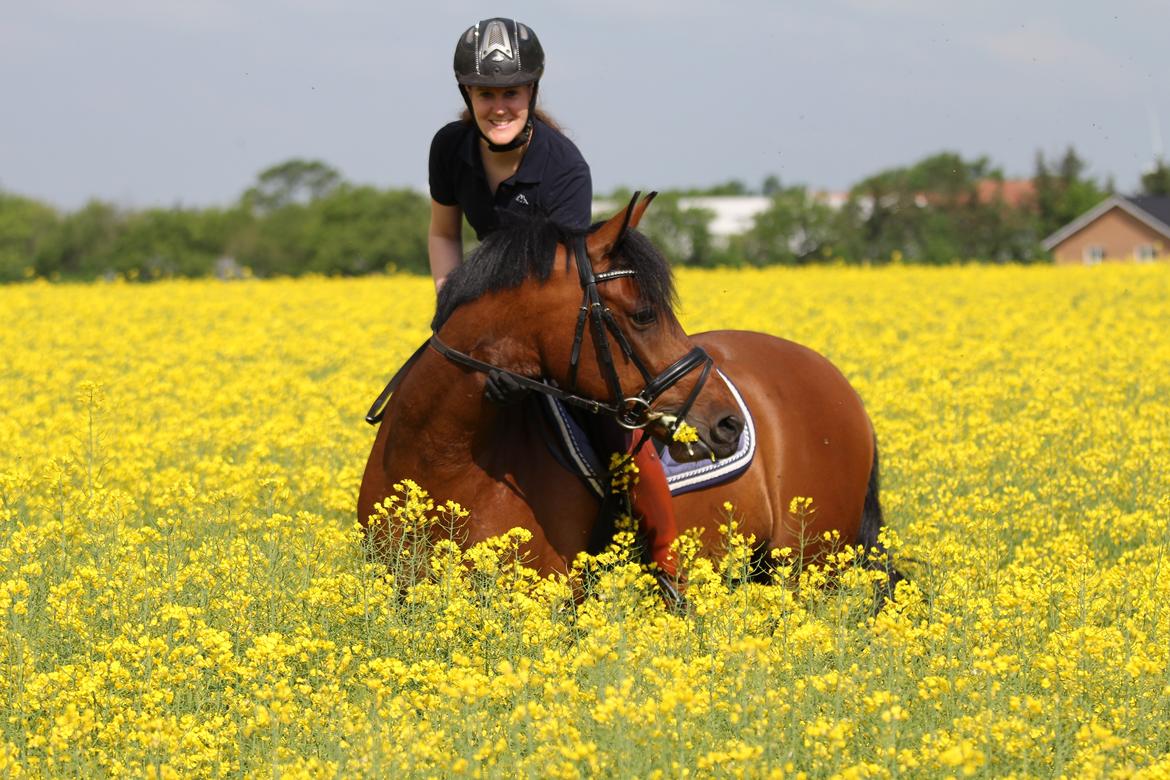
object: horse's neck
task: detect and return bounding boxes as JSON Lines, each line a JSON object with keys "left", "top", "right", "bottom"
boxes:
{"left": 389, "top": 347, "right": 481, "bottom": 439}
{"left": 378, "top": 340, "right": 599, "bottom": 574}
{"left": 385, "top": 348, "right": 531, "bottom": 475}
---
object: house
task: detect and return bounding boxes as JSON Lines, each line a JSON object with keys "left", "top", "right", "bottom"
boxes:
{"left": 1042, "top": 195, "right": 1170, "bottom": 264}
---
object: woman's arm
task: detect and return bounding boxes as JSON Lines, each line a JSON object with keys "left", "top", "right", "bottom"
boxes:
{"left": 545, "top": 161, "right": 593, "bottom": 231}
{"left": 429, "top": 200, "right": 464, "bottom": 293}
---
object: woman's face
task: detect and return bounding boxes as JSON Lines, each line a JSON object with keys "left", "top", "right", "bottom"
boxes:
{"left": 467, "top": 84, "right": 532, "bottom": 147}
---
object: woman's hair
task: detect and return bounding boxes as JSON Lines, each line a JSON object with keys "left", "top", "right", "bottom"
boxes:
{"left": 459, "top": 107, "right": 565, "bottom": 134}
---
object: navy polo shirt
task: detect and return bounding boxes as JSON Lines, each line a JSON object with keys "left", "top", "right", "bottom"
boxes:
{"left": 428, "top": 118, "right": 592, "bottom": 240}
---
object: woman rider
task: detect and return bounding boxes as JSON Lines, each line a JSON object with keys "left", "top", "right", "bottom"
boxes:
{"left": 428, "top": 17, "right": 680, "bottom": 576}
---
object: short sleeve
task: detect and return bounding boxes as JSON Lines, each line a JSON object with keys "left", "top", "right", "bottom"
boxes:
{"left": 544, "top": 161, "right": 593, "bottom": 231}
{"left": 428, "top": 124, "right": 461, "bottom": 206}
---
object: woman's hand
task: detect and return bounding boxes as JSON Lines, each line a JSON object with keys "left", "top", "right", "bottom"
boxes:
{"left": 484, "top": 370, "right": 530, "bottom": 406}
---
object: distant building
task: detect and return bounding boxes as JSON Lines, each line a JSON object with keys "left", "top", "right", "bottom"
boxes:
{"left": 593, "top": 196, "right": 773, "bottom": 242}
{"left": 676, "top": 196, "right": 772, "bottom": 239}
{"left": 975, "top": 179, "right": 1036, "bottom": 209}
{"left": 1042, "top": 195, "right": 1170, "bottom": 265}
{"left": 813, "top": 190, "right": 851, "bottom": 210}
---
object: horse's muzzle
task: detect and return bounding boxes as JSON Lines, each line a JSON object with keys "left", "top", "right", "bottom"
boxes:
{"left": 709, "top": 413, "right": 745, "bottom": 459}
{"left": 659, "top": 411, "right": 743, "bottom": 463}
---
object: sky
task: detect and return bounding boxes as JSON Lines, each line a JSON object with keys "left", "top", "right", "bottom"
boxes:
{"left": 2, "top": 0, "right": 1167, "bottom": 211}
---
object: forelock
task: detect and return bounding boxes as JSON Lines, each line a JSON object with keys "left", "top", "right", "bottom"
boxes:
{"left": 607, "top": 228, "right": 677, "bottom": 313}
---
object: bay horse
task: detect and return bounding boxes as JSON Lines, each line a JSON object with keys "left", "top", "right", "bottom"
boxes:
{"left": 358, "top": 194, "right": 899, "bottom": 593}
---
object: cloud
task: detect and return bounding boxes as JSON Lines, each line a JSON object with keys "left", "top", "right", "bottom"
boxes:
{"left": 539, "top": 0, "right": 730, "bottom": 22}
{"left": 22, "top": 0, "right": 245, "bottom": 32}
{"left": 981, "top": 26, "right": 1122, "bottom": 88}
{"left": 837, "top": 0, "right": 954, "bottom": 15}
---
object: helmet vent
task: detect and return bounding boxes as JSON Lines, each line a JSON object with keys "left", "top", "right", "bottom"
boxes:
{"left": 480, "top": 20, "right": 514, "bottom": 63}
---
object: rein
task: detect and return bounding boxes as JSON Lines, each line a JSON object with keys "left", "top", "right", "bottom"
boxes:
{"left": 425, "top": 233, "right": 714, "bottom": 432}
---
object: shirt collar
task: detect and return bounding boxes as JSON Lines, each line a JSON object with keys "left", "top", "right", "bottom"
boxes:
{"left": 458, "top": 118, "right": 550, "bottom": 184}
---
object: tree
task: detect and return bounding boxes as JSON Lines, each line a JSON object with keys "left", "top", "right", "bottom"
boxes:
{"left": 1033, "top": 147, "right": 1109, "bottom": 238}
{"left": 242, "top": 159, "right": 343, "bottom": 213}
{"left": 624, "top": 190, "right": 717, "bottom": 267}
{"left": 735, "top": 185, "right": 837, "bottom": 266}
{"left": 226, "top": 202, "right": 314, "bottom": 277}
{"left": 108, "top": 206, "right": 247, "bottom": 278}
{"left": 834, "top": 153, "right": 982, "bottom": 263}
{"left": 301, "top": 186, "right": 431, "bottom": 275}
{"left": 674, "top": 179, "right": 751, "bottom": 197}
{"left": 228, "top": 185, "right": 430, "bottom": 276}
{"left": 830, "top": 151, "right": 1047, "bottom": 264}
{"left": 0, "top": 192, "right": 58, "bottom": 281}
{"left": 1140, "top": 158, "right": 1170, "bottom": 197}
{"left": 37, "top": 200, "right": 125, "bottom": 278}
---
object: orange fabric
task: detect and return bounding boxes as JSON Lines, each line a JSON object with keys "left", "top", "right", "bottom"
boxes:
{"left": 630, "top": 439, "right": 678, "bottom": 577}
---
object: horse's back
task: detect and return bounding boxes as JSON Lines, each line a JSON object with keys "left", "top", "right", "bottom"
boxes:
{"left": 677, "top": 330, "right": 874, "bottom": 553}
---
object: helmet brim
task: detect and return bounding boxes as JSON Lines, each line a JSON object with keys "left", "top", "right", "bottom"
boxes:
{"left": 456, "top": 71, "right": 541, "bottom": 88}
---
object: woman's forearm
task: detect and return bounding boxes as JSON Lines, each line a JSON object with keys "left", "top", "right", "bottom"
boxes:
{"left": 429, "top": 234, "right": 463, "bottom": 293}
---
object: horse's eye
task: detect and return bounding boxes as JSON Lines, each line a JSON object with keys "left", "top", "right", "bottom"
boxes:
{"left": 631, "top": 307, "right": 657, "bottom": 327}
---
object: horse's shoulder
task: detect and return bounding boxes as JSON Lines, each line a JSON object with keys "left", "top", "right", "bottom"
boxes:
{"left": 690, "top": 329, "right": 861, "bottom": 400}
{"left": 690, "top": 329, "right": 814, "bottom": 362}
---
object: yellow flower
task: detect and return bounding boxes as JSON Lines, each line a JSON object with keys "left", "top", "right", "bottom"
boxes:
{"left": 2, "top": 264, "right": 1170, "bottom": 777}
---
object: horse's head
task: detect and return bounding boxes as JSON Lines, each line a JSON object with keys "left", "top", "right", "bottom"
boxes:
{"left": 432, "top": 194, "right": 744, "bottom": 461}
{"left": 573, "top": 193, "right": 744, "bottom": 460}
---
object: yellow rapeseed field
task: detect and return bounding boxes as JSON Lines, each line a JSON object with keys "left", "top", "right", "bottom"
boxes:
{"left": 2, "top": 264, "right": 1169, "bottom": 778}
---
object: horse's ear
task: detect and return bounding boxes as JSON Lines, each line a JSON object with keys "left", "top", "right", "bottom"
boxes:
{"left": 587, "top": 191, "right": 658, "bottom": 259}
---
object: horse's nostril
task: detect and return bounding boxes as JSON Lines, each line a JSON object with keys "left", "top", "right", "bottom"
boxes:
{"left": 713, "top": 414, "right": 744, "bottom": 444}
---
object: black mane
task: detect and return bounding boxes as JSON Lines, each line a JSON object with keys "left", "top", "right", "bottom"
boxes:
{"left": 613, "top": 228, "right": 677, "bottom": 316}
{"left": 432, "top": 214, "right": 574, "bottom": 330}
{"left": 432, "top": 213, "right": 677, "bottom": 331}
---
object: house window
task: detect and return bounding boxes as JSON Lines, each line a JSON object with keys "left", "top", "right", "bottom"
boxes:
{"left": 1135, "top": 244, "right": 1157, "bottom": 262}
{"left": 1082, "top": 245, "right": 1105, "bottom": 265}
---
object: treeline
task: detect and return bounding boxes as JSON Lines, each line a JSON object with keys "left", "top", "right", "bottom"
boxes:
{"left": 0, "top": 160, "right": 430, "bottom": 283}
{"left": 640, "top": 150, "right": 1166, "bottom": 267}
{"left": 3, "top": 151, "right": 1169, "bottom": 282}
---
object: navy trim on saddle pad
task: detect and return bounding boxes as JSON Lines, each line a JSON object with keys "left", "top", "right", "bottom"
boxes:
{"left": 539, "top": 394, "right": 608, "bottom": 498}
{"left": 539, "top": 370, "right": 756, "bottom": 497}
{"left": 658, "top": 370, "right": 756, "bottom": 494}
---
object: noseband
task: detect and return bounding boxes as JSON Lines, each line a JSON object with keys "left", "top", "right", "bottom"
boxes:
{"left": 428, "top": 234, "right": 713, "bottom": 432}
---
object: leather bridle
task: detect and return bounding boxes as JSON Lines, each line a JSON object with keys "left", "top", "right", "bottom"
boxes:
{"left": 429, "top": 233, "right": 714, "bottom": 432}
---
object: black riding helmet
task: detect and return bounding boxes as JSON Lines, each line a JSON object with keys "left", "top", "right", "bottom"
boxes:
{"left": 453, "top": 18, "right": 544, "bottom": 152}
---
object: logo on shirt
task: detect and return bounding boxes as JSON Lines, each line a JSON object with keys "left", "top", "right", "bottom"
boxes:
{"left": 514, "top": 194, "right": 530, "bottom": 206}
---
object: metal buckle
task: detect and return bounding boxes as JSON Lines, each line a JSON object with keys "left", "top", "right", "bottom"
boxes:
{"left": 616, "top": 396, "right": 656, "bottom": 429}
